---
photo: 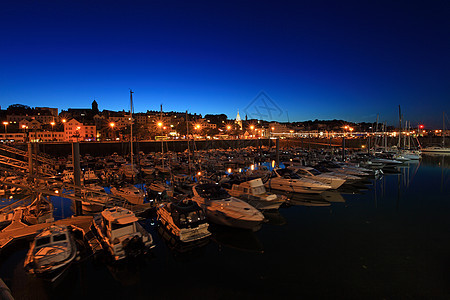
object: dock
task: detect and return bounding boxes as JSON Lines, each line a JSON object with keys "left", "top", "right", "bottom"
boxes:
{"left": 0, "top": 215, "right": 95, "bottom": 254}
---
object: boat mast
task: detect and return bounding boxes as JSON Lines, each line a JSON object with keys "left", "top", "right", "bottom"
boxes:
{"left": 161, "top": 104, "right": 164, "bottom": 171}
{"left": 443, "top": 111, "right": 445, "bottom": 147}
{"left": 186, "top": 110, "right": 192, "bottom": 177}
{"left": 398, "top": 105, "right": 402, "bottom": 149}
{"left": 130, "top": 90, "right": 134, "bottom": 180}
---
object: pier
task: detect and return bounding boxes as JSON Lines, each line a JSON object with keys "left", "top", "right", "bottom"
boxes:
{"left": 0, "top": 215, "right": 94, "bottom": 254}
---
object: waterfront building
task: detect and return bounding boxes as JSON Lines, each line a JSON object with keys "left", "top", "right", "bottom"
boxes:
{"left": 64, "top": 119, "right": 96, "bottom": 142}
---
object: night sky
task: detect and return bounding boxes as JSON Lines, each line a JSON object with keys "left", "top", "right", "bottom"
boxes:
{"left": 1, "top": 0, "right": 449, "bottom": 128}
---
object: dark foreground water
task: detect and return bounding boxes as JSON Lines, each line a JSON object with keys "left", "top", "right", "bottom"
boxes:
{"left": 1, "top": 154, "right": 450, "bottom": 299}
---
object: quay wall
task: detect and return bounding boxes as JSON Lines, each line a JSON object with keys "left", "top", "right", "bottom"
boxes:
{"left": 7, "top": 136, "right": 445, "bottom": 159}
{"left": 32, "top": 139, "right": 273, "bottom": 157}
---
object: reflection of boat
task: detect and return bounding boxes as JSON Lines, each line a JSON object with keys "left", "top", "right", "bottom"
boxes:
{"left": 106, "top": 261, "right": 142, "bottom": 286}
{"left": 265, "top": 168, "right": 332, "bottom": 194}
{"left": 24, "top": 225, "right": 77, "bottom": 282}
{"left": 263, "top": 210, "right": 287, "bottom": 226}
{"left": 227, "top": 178, "right": 286, "bottom": 210}
{"left": 157, "top": 200, "right": 211, "bottom": 243}
{"left": 93, "top": 207, "right": 155, "bottom": 261}
{"left": 209, "top": 224, "right": 264, "bottom": 253}
{"left": 192, "top": 184, "right": 265, "bottom": 231}
{"left": 22, "top": 194, "right": 54, "bottom": 225}
{"left": 110, "top": 184, "right": 145, "bottom": 205}
{"left": 286, "top": 193, "right": 331, "bottom": 207}
{"left": 320, "top": 191, "right": 345, "bottom": 203}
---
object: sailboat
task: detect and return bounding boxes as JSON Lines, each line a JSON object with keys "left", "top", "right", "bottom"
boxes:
{"left": 422, "top": 112, "right": 450, "bottom": 154}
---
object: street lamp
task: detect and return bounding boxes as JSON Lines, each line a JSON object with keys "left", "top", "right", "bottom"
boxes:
{"left": 2, "top": 121, "right": 8, "bottom": 142}
{"left": 50, "top": 121, "right": 55, "bottom": 141}
{"left": 109, "top": 122, "right": 115, "bottom": 140}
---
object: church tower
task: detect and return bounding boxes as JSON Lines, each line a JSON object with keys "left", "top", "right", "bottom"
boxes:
{"left": 235, "top": 110, "right": 243, "bottom": 130}
{"left": 92, "top": 100, "right": 99, "bottom": 114}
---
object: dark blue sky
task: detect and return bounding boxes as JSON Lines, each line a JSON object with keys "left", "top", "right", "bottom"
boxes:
{"left": 1, "top": 0, "right": 449, "bottom": 128}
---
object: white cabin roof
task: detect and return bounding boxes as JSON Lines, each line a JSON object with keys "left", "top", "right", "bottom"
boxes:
{"left": 101, "top": 207, "right": 138, "bottom": 224}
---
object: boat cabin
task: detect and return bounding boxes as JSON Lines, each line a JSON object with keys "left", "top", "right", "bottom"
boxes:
{"left": 167, "top": 201, "right": 206, "bottom": 229}
{"left": 100, "top": 207, "right": 139, "bottom": 241}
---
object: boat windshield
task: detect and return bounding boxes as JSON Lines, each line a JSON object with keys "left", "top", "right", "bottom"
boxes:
{"left": 36, "top": 237, "right": 51, "bottom": 247}
{"left": 176, "top": 210, "right": 206, "bottom": 228}
{"left": 275, "top": 168, "right": 301, "bottom": 179}
{"left": 310, "top": 169, "right": 322, "bottom": 176}
{"left": 111, "top": 223, "right": 133, "bottom": 231}
{"left": 196, "top": 184, "right": 230, "bottom": 200}
{"left": 53, "top": 234, "right": 67, "bottom": 242}
{"left": 252, "top": 185, "right": 266, "bottom": 195}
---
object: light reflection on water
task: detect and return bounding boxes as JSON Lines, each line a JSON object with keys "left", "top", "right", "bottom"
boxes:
{"left": 1, "top": 155, "right": 450, "bottom": 299}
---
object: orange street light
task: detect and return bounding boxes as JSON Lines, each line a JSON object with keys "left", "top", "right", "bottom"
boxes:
{"left": 109, "top": 122, "right": 115, "bottom": 128}
{"left": 3, "top": 121, "right": 8, "bottom": 139}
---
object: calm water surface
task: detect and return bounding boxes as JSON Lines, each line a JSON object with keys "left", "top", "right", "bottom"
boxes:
{"left": 1, "top": 155, "right": 450, "bottom": 299}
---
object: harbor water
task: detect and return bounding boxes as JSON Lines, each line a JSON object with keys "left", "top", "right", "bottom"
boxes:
{"left": 1, "top": 154, "right": 450, "bottom": 299}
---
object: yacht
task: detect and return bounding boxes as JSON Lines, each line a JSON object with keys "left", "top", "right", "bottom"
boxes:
{"left": 315, "top": 161, "right": 371, "bottom": 177}
{"left": 312, "top": 165, "right": 363, "bottom": 182}
{"left": 93, "top": 207, "right": 155, "bottom": 261}
{"left": 283, "top": 163, "right": 346, "bottom": 189}
{"left": 119, "top": 164, "right": 139, "bottom": 180}
{"left": 226, "top": 178, "right": 286, "bottom": 210}
{"left": 157, "top": 199, "right": 211, "bottom": 243}
{"left": 24, "top": 225, "right": 77, "bottom": 282}
{"left": 421, "top": 145, "right": 450, "bottom": 154}
{"left": 265, "top": 168, "right": 332, "bottom": 194}
{"left": 110, "top": 184, "right": 145, "bottom": 205}
{"left": 191, "top": 183, "right": 265, "bottom": 231}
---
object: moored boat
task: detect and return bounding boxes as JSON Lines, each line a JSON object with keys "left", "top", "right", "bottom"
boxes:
{"left": 92, "top": 206, "right": 154, "bottom": 261}
{"left": 157, "top": 199, "right": 211, "bottom": 243}
{"left": 191, "top": 183, "right": 265, "bottom": 231}
{"left": 265, "top": 168, "right": 332, "bottom": 194}
{"left": 226, "top": 178, "right": 286, "bottom": 210}
{"left": 24, "top": 225, "right": 78, "bottom": 282}
{"left": 110, "top": 184, "right": 145, "bottom": 205}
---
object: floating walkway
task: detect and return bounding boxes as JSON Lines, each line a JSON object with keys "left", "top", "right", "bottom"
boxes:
{"left": 0, "top": 215, "right": 94, "bottom": 255}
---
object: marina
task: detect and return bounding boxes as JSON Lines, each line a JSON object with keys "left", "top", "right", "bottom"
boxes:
{"left": 2, "top": 0, "right": 449, "bottom": 298}
{"left": 0, "top": 142, "right": 449, "bottom": 299}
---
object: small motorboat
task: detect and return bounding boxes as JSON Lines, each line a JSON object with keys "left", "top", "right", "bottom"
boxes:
{"left": 265, "top": 168, "right": 332, "bottom": 194}
{"left": 226, "top": 178, "right": 286, "bottom": 210}
{"left": 93, "top": 207, "right": 154, "bottom": 261}
{"left": 157, "top": 199, "right": 211, "bottom": 243}
{"left": 24, "top": 225, "right": 78, "bottom": 282}
{"left": 110, "top": 184, "right": 145, "bottom": 205}
{"left": 191, "top": 183, "right": 265, "bottom": 231}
